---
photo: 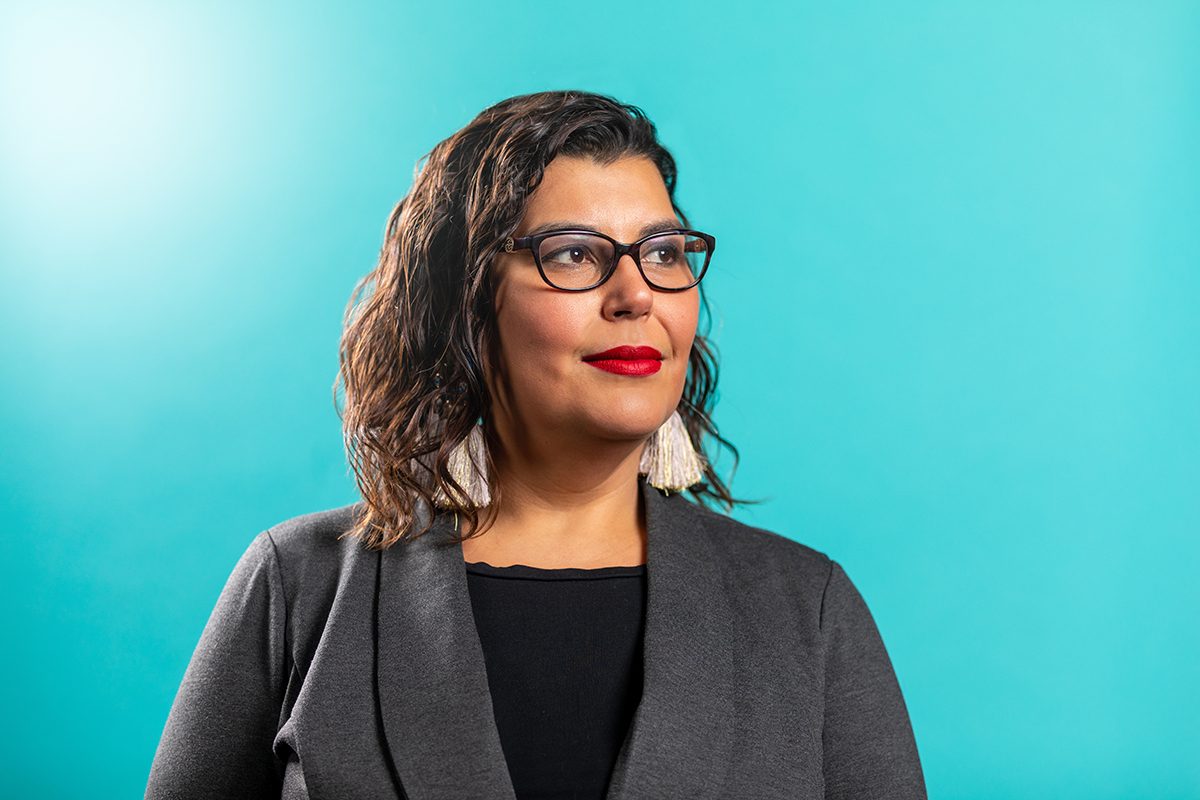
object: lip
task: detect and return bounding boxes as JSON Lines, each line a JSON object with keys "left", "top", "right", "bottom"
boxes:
{"left": 581, "top": 344, "right": 664, "bottom": 377}
{"left": 582, "top": 345, "right": 664, "bottom": 361}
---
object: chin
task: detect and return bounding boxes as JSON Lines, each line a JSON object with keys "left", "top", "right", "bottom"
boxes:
{"left": 581, "top": 413, "right": 665, "bottom": 441}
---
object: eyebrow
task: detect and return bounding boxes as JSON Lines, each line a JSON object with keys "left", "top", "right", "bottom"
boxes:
{"left": 523, "top": 218, "right": 683, "bottom": 238}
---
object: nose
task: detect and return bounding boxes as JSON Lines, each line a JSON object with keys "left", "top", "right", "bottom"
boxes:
{"left": 610, "top": 250, "right": 654, "bottom": 289}
{"left": 601, "top": 252, "right": 653, "bottom": 319}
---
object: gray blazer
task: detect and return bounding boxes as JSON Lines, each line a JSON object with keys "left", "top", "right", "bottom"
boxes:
{"left": 146, "top": 478, "right": 927, "bottom": 799}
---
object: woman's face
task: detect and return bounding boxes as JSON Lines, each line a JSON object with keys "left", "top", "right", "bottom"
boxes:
{"left": 487, "top": 154, "right": 700, "bottom": 452}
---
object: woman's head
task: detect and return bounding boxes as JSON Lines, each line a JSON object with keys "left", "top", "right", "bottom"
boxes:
{"left": 337, "top": 89, "right": 747, "bottom": 549}
{"left": 487, "top": 153, "right": 703, "bottom": 486}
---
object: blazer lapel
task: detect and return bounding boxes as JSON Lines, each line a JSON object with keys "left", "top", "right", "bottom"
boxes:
{"left": 375, "top": 502, "right": 517, "bottom": 800}
{"left": 375, "top": 477, "right": 737, "bottom": 800}
{"left": 603, "top": 480, "right": 738, "bottom": 799}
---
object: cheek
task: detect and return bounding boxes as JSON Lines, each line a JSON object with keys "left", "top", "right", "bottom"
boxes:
{"left": 497, "top": 293, "right": 588, "bottom": 370}
{"left": 665, "top": 294, "right": 701, "bottom": 358}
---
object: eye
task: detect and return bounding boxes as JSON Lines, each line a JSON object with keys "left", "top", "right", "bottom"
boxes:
{"left": 642, "top": 236, "right": 685, "bottom": 265}
{"left": 649, "top": 245, "right": 679, "bottom": 263}
{"left": 543, "top": 244, "right": 598, "bottom": 265}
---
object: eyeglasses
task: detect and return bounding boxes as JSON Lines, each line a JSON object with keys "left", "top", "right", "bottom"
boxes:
{"left": 502, "top": 228, "right": 716, "bottom": 292}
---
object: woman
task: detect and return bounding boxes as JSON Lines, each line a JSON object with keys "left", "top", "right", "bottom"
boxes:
{"left": 146, "top": 90, "right": 927, "bottom": 800}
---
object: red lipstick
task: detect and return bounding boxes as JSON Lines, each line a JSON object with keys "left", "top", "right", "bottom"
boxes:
{"left": 581, "top": 345, "right": 664, "bottom": 376}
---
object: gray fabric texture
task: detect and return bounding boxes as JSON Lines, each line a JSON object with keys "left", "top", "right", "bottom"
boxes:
{"left": 145, "top": 477, "right": 927, "bottom": 799}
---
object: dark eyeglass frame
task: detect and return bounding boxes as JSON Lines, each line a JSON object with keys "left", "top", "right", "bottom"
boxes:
{"left": 502, "top": 228, "right": 716, "bottom": 292}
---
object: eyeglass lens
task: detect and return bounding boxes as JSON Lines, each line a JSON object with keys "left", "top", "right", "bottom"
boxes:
{"left": 536, "top": 232, "right": 709, "bottom": 290}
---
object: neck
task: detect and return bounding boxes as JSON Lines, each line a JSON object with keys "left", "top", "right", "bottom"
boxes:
{"left": 459, "top": 419, "right": 649, "bottom": 568}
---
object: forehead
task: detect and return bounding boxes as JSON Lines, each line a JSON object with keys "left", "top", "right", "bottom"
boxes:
{"left": 518, "top": 155, "right": 676, "bottom": 235}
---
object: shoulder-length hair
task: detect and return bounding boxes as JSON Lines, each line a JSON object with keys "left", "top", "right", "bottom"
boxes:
{"left": 335, "top": 89, "right": 755, "bottom": 550}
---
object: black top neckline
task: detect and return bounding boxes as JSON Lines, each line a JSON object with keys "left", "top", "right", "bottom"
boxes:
{"left": 463, "top": 560, "right": 647, "bottom": 581}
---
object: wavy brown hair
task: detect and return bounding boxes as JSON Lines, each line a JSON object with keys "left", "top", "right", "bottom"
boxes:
{"left": 334, "top": 89, "right": 759, "bottom": 550}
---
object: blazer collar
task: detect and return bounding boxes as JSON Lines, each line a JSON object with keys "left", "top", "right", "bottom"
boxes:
{"left": 375, "top": 476, "right": 738, "bottom": 800}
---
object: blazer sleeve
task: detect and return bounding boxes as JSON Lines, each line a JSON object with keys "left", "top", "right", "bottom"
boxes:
{"left": 820, "top": 559, "right": 927, "bottom": 800}
{"left": 145, "top": 530, "right": 289, "bottom": 800}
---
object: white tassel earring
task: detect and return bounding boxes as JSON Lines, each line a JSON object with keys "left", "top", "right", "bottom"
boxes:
{"left": 425, "top": 369, "right": 492, "bottom": 509}
{"left": 433, "top": 416, "right": 492, "bottom": 508}
{"left": 639, "top": 409, "right": 706, "bottom": 494}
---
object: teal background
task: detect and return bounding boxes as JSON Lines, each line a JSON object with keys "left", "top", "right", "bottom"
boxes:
{"left": 2, "top": 1, "right": 1197, "bottom": 796}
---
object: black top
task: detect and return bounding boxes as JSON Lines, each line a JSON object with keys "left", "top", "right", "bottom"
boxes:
{"left": 464, "top": 560, "right": 647, "bottom": 800}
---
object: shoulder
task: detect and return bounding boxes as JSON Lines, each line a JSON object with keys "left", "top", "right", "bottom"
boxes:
{"left": 264, "top": 500, "right": 367, "bottom": 552}
{"left": 258, "top": 500, "right": 371, "bottom": 599}
{"left": 671, "top": 495, "right": 836, "bottom": 603}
